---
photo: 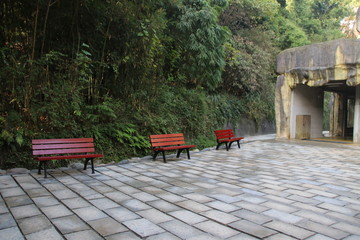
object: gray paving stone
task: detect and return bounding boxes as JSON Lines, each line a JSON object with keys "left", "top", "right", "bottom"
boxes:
{"left": 0, "top": 213, "right": 17, "bottom": 229}
{"left": 194, "top": 220, "right": 238, "bottom": 239}
{"left": 160, "top": 219, "right": 204, "bottom": 239}
{"left": 104, "top": 191, "right": 132, "bottom": 203}
{"left": 32, "top": 196, "right": 60, "bottom": 207}
{"left": 105, "top": 207, "right": 140, "bottom": 222}
{"left": 145, "top": 232, "right": 182, "bottom": 240}
{"left": 206, "top": 200, "right": 239, "bottom": 212}
{"left": 10, "top": 204, "right": 41, "bottom": 219}
{"left": 88, "top": 217, "right": 128, "bottom": 236}
{"left": 41, "top": 204, "right": 73, "bottom": 219}
{"left": 183, "top": 193, "right": 214, "bottom": 203}
{"left": 0, "top": 187, "right": 25, "bottom": 198}
{"left": 105, "top": 231, "right": 141, "bottom": 240}
{"left": 64, "top": 229, "right": 103, "bottom": 240}
{"left": 232, "top": 209, "right": 272, "bottom": 224}
{"left": 73, "top": 206, "right": 108, "bottom": 221}
{"left": 89, "top": 198, "right": 119, "bottom": 210}
{"left": 18, "top": 215, "right": 52, "bottom": 234}
{"left": 148, "top": 199, "right": 181, "bottom": 212}
{"left": 61, "top": 197, "right": 91, "bottom": 209}
{"left": 201, "top": 209, "right": 239, "bottom": 224}
{"left": 25, "top": 227, "right": 63, "bottom": 240}
{"left": 52, "top": 215, "right": 89, "bottom": 234}
{"left": 4, "top": 195, "right": 32, "bottom": 208}
{"left": 264, "top": 220, "right": 314, "bottom": 239}
{"left": 294, "top": 210, "right": 335, "bottom": 225}
{"left": 297, "top": 220, "right": 348, "bottom": 239}
{"left": 123, "top": 218, "right": 165, "bottom": 238}
{"left": 0, "top": 226, "right": 24, "bottom": 240}
{"left": 332, "top": 222, "right": 360, "bottom": 235}
{"left": 176, "top": 199, "right": 212, "bottom": 213}
{"left": 137, "top": 208, "right": 174, "bottom": 224}
{"left": 229, "top": 220, "right": 277, "bottom": 238}
{"left": 263, "top": 209, "right": 303, "bottom": 223}
{"left": 169, "top": 209, "right": 207, "bottom": 224}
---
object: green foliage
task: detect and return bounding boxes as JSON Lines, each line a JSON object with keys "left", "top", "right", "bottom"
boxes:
{"left": 167, "top": 0, "right": 229, "bottom": 90}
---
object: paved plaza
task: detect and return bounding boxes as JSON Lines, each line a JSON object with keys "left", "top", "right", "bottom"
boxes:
{"left": 1, "top": 137, "right": 360, "bottom": 239}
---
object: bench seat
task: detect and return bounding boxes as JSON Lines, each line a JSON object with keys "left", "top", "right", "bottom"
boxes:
{"left": 214, "top": 129, "right": 244, "bottom": 151}
{"left": 150, "top": 133, "right": 196, "bottom": 163}
{"left": 32, "top": 138, "right": 103, "bottom": 178}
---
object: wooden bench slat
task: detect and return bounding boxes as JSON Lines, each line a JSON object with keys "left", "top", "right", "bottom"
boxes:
{"left": 32, "top": 143, "right": 94, "bottom": 150}
{"left": 32, "top": 138, "right": 94, "bottom": 144}
{"left": 33, "top": 148, "right": 95, "bottom": 156}
{"left": 151, "top": 141, "right": 186, "bottom": 147}
{"left": 35, "top": 154, "right": 103, "bottom": 161}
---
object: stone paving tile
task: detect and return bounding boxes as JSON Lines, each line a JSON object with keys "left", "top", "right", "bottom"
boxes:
{"left": 264, "top": 220, "right": 314, "bottom": 239}
{"left": 0, "top": 213, "right": 17, "bottom": 229}
{"left": 169, "top": 209, "right": 207, "bottom": 224}
{"left": 136, "top": 208, "right": 174, "bottom": 224}
{"left": 159, "top": 219, "right": 204, "bottom": 239}
{"left": 25, "top": 227, "right": 64, "bottom": 240}
{"left": 73, "top": 206, "right": 108, "bottom": 222}
{"left": 232, "top": 209, "right": 272, "bottom": 225}
{"left": 52, "top": 214, "right": 89, "bottom": 234}
{"left": 194, "top": 220, "right": 238, "bottom": 239}
{"left": 263, "top": 209, "right": 303, "bottom": 224}
{"left": 296, "top": 220, "right": 349, "bottom": 239}
{"left": 146, "top": 232, "right": 182, "bottom": 240}
{"left": 42, "top": 204, "right": 73, "bottom": 219}
{"left": 18, "top": 215, "right": 52, "bottom": 235}
{"left": 229, "top": 219, "right": 277, "bottom": 238}
{"left": 105, "top": 231, "right": 142, "bottom": 239}
{"left": 104, "top": 206, "right": 140, "bottom": 222}
{"left": 123, "top": 218, "right": 165, "bottom": 238}
{"left": 10, "top": 204, "right": 42, "bottom": 219}
{"left": 64, "top": 229, "right": 103, "bottom": 240}
{"left": 0, "top": 226, "right": 25, "bottom": 240}
{"left": 88, "top": 217, "right": 128, "bottom": 236}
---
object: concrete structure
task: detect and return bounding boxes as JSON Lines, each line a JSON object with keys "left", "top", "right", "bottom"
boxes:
{"left": 275, "top": 38, "right": 360, "bottom": 142}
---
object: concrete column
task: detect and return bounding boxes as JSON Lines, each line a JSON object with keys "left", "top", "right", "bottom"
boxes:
{"left": 353, "top": 85, "right": 360, "bottom": 143}
{"left": 275, "top": 75, "right": 292, "bottom": 139}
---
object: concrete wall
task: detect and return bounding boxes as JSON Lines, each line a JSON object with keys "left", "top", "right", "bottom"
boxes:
{"left": 290, "top": 85, "right": 324, "bottom": 139}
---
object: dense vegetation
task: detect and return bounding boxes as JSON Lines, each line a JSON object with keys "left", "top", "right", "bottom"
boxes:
{"left": 0, "top": 0, "right": 355, "bottom": 169}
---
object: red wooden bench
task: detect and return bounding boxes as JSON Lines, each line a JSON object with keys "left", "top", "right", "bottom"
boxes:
{"left": 32, "top": 138, "right": 103, "bottom": 178}
{"left": 214, "top": 129, "right": 244, "bottom": 151}
{"left": 150, "top": 133, "right": 196, "bottom": 163}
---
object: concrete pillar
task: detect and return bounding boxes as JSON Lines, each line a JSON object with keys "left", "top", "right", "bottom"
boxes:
{"left": 329, "top": 93, "right": 344, "bottom": 137}
{"left": 353, "top": 85, "right": 360, "bottom": 143}
{"left": 275, "top": 75, "right": 292, "bottom": 139}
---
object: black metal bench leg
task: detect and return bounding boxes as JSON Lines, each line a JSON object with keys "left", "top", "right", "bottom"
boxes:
{"left": 225, "top": 143, "right": 229, "bottom": 151}
{"left": 44, "top": 161, "right": 47, "bottom": 178}
{"left": 84, "top": 158, "right": 95, "bottom": 174}
{"left": 186, "top": 149, "right": 190, "bottom": 159}
{"left": 162, "top": 151, "right": 167, "bottom": 163}
{"left": 38, "top": 162, "right": 42, "bottom": 175}
{"left": 216, "top": 143, "right": 221, "bottom": 150}
{"left": 228, "top": 141, "right": 234, "bottom": 150}
{"left": 237, "top": 140, "right": 241, "bottom": 148}
{"left": 153, "top": 151, "right": 159, "bottom": 161}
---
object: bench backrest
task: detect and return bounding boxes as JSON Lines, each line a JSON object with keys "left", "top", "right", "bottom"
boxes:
{"left": 32, "top": 138, "right": 96, "bottom": 156}
{"left": 150, "top": 133, "right": 186, "bottom": 148}
{"left": 214, "top": 129, "right": 235, "bottom": 140}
